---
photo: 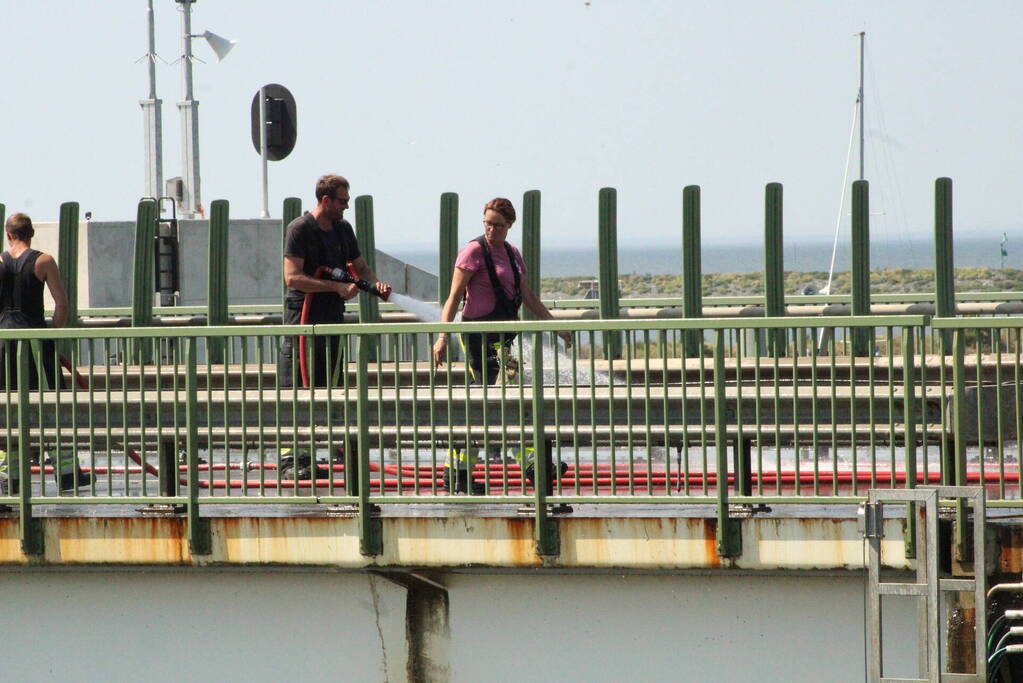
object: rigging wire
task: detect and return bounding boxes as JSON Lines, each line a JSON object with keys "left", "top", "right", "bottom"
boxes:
{"left": 863, "top": 52, "right": 912, "bottom": 246}
{"left": 822, "top": 100, "right": 859, "bottom": 295}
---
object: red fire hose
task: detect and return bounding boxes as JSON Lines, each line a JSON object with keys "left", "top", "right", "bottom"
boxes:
{"left": 297, "top": 265, "right": 332, "bottom": 388}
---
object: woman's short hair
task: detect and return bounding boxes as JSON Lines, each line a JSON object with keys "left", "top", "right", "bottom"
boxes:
{"left": 5, "top": 213, "right": 34, "bottom": 241}
{"left": 484, "top": 198, "right": 516, "bottom": 225}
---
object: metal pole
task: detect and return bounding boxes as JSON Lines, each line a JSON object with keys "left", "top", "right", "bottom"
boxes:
{"left": 850, "top": 179, "right": 870, "bottom": 356}
{"left": 177, "top": 0, "right": 201, "bottom": 218}
{"left": 763, "top": 183, "right": 784, "bottom": 354}
{"left": 681, "top": 185, "right": 702, "bottom": 357}
{"left": 259, "top": 87, "right": 269, "bottom": 218}
{"left": 141, "top": 0, "right": 163, "bottom": 200}
{"left": 438, "top": 193, "right": 458, "bottom": 304}
{"left": 598, "top": 187, "right": 621, "bottom": 360}
{"left": 858, "top": 31, "right": 865, "bottom": 181}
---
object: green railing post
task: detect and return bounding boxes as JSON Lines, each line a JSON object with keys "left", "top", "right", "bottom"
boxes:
{"left": 438, "top": 192, "right": 459, "bottom": 305}
{"left": 0, "top": 203, "right": 5, "bottom": 228}
{"left": 934, "top": 178, "right": 955, "bottom": 348}
{"left": 521, "top": 190, "right": 541, "bottom": 321}
{"left": 355, "top": 195, "right": 380, "bottom": 360}
{"left": 207, "top": 199, "right": 229, "bottom": 363}
{"left": 850, "top": 180, "right": 871, "bottom": 356}
{"left": 763, "top": 183, "right": 785, "bottom": 355}
{"left": 531, "top": 331, "right": 558, "bottom": 556}
{"left": 902, "top": 326, "right": 917, "bottom": 558}
{"left": 357, "top": 335, "right": 382, "bottom": 555}
{"left": 681, "top": 186, "right": 702, "bottom": 357}
{"left": 713, "top": 329, "right": 741, "bottom": 557}
{"left": 598, "top": 188, "right": 622, "bottom": 360}
{"left": 57, "top": 201, "right": 79, "bottom": 327}
{"left": 131, "top": 199, "right": 158, "bottom": 363}
{"left": 16, "top": 341, "right": 42, "bottom": 556}
{"left": 281, "top": 196, "right": 302, "bottom": 315}
{"left": 185, "top": 337, "right": 211, "bottom": 555}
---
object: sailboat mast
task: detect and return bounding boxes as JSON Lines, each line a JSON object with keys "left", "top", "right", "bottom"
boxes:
{"left": 857, "top": 31, "right": 865, "bottom": 180}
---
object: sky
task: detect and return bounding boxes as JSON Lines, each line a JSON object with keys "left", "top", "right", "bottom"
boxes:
{"left": 2, "top": 1, "right": 1021, "bottom": 253}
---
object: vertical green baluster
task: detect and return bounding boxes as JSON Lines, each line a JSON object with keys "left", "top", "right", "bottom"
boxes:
{"left": 532, "top": 331, "right": 558, "bottom": 555}
{"left": 0, "top": 203, "right": 5, "bottom": 227}
{"left": 438, "top": 192, "right": 459, "bottom": 305}
{"left": 131, "top": 199, "right": 158, "bottom": 363}
{"left": 185, "top": 337, "right": 210, "bottom": 554}
{"left": 598, "top": 188, "right": 621, "bottom": 359}
{"left": 763, "top": 183, "right": 784, "bottom": 355}
{"left": 58, "top": 202, "right": 79, "bottom": 327}
{"left": 902, "top": 326, "right": 917, "bottom": 558}
{"left": 713, "top": 330, "right": 740, "bottom": 556}
{"left": 207, "top": 199, "right": 229, "bottom": 363}
{"left": 521, "top": 190, "right": 541, "bottom": 321}
{"left": 951, "top": 328, "right": 968, "bottom": 554}
{"left": 682, "top": 186, "right": 702, "bottom": 357}
{"left": 933, "top": 178, "right": 955, "bottom": 350}
{"left": 17, "top": 341, "right": 42, "bottom": 555}
{"left": 850, "top": 180, "right": 871, "bottom": 356}
{"left": 281, "top": 197, "right": 302, "bottom": 315}
{"left": 357, "top": 335, "right": 382, "bottom": 555}
{"left": 355, "top": 195, "right": 379, "bottom": 361}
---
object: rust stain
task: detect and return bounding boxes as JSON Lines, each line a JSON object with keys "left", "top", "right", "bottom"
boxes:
{"left": 998, "top": 526, "right": 1023, "bottom": 574}
{"left": 702, "top": 519, "right": 722, "bottom": 569}
{"left": 214, "top": 517, "right": 365, "bottom": 567}
{"left": 0, "top": 513, "right": 953, "bottom": 571}
{"left": 0, "top": 518, "right": 29, "bottom": 565}
{"left": 48, "top": 518, "right": 187, "bottom": 564}
{"left": 382, "top": 517, "right": 541, "bottom": 568}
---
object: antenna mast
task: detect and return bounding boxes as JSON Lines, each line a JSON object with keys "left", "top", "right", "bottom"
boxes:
{"left": 857, "top": 31, "right": 865, "bottom": 180}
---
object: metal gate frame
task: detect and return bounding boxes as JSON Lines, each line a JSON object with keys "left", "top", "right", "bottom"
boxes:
{"left": 865, "top": 486, "right": 986, "bottom": 682}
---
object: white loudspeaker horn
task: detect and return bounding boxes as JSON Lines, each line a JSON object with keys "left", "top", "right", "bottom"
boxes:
{"left": 202, "top": 31, "right": 236, "bottom": 61}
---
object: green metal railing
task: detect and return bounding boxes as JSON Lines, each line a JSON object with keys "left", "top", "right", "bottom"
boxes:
{"left": 4, "top": 176, "right": 1023, "bottom": 558}
{"left": 5, "top": 312, "right": 1018, "bottom": 557}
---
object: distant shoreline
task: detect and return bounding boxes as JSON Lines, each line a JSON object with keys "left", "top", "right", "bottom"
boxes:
{"left": 538, "top": 267, "right": 1023, "bottom": 299}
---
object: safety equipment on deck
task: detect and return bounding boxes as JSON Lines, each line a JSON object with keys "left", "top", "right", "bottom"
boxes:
{"left": 0, "top": 448, "right": 92, "bottom": 494}
{"left": 279, "top": 447, "right": 336, "bottom": 482}
{"left": 443, "top": 448, "right": 485, "bottom": 495}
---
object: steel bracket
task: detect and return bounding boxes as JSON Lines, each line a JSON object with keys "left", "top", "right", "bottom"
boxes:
{"left": 859, "top": 501, "right": 885, "bottom": 539}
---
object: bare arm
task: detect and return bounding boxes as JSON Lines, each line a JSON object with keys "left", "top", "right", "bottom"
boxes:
{"left": 35, "top": 254, "right": 68, "bottom": 328}
{"left": 520, "top": 282, "right": 572, "bottom": 348}
{"left": 283, "top": 256, "right": 357, "bottom": 299}
{"left": 432, "top": 267, "right": 473, "bottom": 367}
{"left": 349, "top": 255, "right": 392, "bottom": 296}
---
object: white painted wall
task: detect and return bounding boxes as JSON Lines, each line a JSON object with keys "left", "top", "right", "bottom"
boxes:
{"left": 0, "top": 571, "right": 408, "bottom": 683}
{"left": 0, "top": 570, "right": 918, "bottom": 683}
{"left": 446, "top": 573, "right": 917, "bottom": 683}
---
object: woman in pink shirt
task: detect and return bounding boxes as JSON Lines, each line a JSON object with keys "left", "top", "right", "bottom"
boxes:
{"left": 432, "top": 197, "right": 571, "bottom": 384}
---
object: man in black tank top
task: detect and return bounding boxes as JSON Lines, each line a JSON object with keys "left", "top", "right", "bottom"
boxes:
{"left": 0, "top": 213, "right": 69, "bottom": 390}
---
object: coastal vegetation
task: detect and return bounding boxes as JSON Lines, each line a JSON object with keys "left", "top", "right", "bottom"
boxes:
{"left": 539, "top": 267, "right": 1023, "bottom": 299}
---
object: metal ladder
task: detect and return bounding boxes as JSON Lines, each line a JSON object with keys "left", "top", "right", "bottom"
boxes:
{"left": 862, "top": 486, "right": 986, "bottom": 682}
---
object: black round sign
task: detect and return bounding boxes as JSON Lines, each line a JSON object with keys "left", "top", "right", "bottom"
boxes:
{"left": 251, "top": 83, "right": 297, "bottom": 161}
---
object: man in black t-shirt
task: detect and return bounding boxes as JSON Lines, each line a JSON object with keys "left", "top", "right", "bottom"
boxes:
{"left": 279, "top": 174, "right": 391, "bottom": 387}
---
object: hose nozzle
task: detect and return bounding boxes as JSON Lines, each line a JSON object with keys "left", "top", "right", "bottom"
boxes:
{"left": 325, "top": 264, "right": 390, "bottom": 301}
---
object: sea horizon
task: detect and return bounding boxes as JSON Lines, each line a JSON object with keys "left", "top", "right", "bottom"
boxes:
{"left": 383, "top": 235, "right": 1020, "bottom": 278}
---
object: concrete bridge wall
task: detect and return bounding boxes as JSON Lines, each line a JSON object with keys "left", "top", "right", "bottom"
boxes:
{"left": 0, "top": 568, "right": 916, "bottom": 682}
{"left": 29, "top": 220, "right": 439, "bottom": 310}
